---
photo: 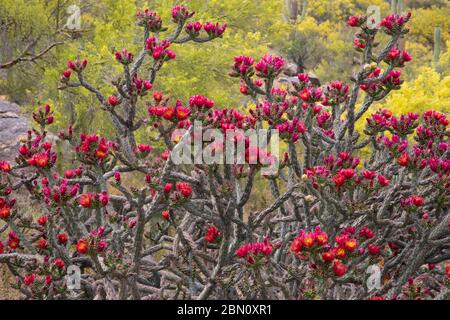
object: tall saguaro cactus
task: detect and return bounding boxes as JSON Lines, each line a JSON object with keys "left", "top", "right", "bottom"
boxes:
{"left": 433, "top": 26, "right": 442, "bottom": 66}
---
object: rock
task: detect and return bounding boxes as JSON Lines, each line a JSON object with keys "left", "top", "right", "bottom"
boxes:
{"left": 0, "top": 99, "right": 29, "bottom": 161}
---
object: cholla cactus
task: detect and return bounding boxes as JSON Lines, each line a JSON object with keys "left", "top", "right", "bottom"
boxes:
{"left": 0, "top": 8, "right": 449, "bottom": 300}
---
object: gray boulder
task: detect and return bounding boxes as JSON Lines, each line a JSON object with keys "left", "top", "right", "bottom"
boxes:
{"left": 0, "top": 100, "right": 29, "bottom": 161}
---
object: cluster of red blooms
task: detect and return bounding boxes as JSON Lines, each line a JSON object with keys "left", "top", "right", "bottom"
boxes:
{"left": 323, "top": 80, "right": 350, "bottom": 105}
{"left": 41, "top": 177, "right": 80, "bottom": 205}
{"left": 0, "top": 196, "right": 14, "bottom": 220}
{"left": 26, "top": 150, "right": 54, "bottom": 169}
{"left": 76, "top": 134, "right": 114, "bottom": 163}
{"left": 136, "top": 8, "right": 162, "bottom": 32}
{"left": 290, "top": 226, "right": 379, "bottom": 277}
{"left": 148, "top": 94, "right": 215, "bottom": 127}
{"left": 254, "top": 54, "right": 285, "bottom": 78}
{"left": 203, "top": 22, "right": 227, "bottom": 38}
{"left": 171, "top": 5, "right": 194, "bottom": 23}
{"left": 253, "top": 100, "right": 289, "bottom": 125}
{"left": 148, "top": 103, "right": 190, "bottom": 124}
{"left": 185, "top": 21, "right": 227, "bottom": 39}
{"left": 136, "top": 144, "right": 152, "bottom": 158}
{"left": 400, "top": 195, "right": 425, "bottom": 208}
{"left": 360, "top": 69, "right": 403, "bottom": 94}
{"left": 385, "top": 47, "right": 412, "bottom": 67}
{"left": 64, "top": 167, "right": 82, "bottom": 179}
{"left": 78, "top": 192, "right": 109, "bottom": 209}
{"left": 32, "top": 104, "right": 54, "bottom": 127}
{"left": 67, "top": 57, "right": 87, "bottom": 73}
{"left": 76, "top": 227, "right": 107, "bottom": 254}
{"left": 205, "top": 225, "right": 220, "bottom": 243}
{"left": 379, "top": 12, "right": 412, "bottom": 35}
{"left": 189, "top": 95, "right": 215, "bottom": 110}
{"left": 163, "top": 182, "right": 193, "bottom": 201}
{"left": 347, "top": 15, "right": 366, "bottom": 28}
{"left": 382, "top": 70, "right": 403, "bottom": 88}
{"left": 208, "top": 108, "right": 256, "bottom": 132}
{"left": 275, "top": 117, "right": 307, "bottom": 143}
{"left": 131, "top": 74, "right": 153, "bottom": 97}
{"left": 146, "top": 37, "right": 176, "bottom": 61}
{"left": 230, "top": 56, "right": 255, "bottom": 77}
{"left": 299, "top": 86, "right": 323, "bottom": 104}
{"left": 17, "top": 132, "right": 57, "bottom": 171}
{"left": 367, "top": 110, "right": 450, "bottom": 177}
{"left": 235, "top": 239, "right": 273, "bottom": 265}
{"left": 5, "top": 231, "right": 20, "bottom": 251}
{"left": 115, "top": 48, "right": 134, "bottom": 65}
{"left": 185, "top": 21, "right": 203, "bottom": 37}
{"left": 0, "top": 160, "right": 11, "bottom": 173}
{"left": 304, "top": 151, "right": 391, "bottom": 190}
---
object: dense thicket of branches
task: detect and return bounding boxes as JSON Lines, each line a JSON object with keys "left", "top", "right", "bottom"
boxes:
{"left": 0, "top": 7, "right": 448, "bottom": 300}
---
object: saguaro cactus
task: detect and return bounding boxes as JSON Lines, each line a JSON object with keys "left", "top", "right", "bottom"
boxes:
{"left": 434, "top": 26, "right": 442, "bottom": 65}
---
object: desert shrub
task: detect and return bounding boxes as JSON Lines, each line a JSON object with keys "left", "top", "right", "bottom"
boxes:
{"left": 0, "top": 7, "right": 448, "bottom": 300}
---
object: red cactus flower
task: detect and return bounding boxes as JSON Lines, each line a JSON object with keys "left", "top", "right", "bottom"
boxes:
{"left": 359, "top": 226, "right": 375, "bottom": 239}
{"left": 161, "top": 210, "right": 170, "bottom": 220}
{"left": 28, "top": 153, "right": 50, "bottom": 168}
{"left": 335, "top": 247, "right": 347, "bottom": 259}
{"left": 410, "top": 195, "right": 424, "bottom": 207}
{"left": 137, "top": 144, "right": 152, "bottom": 154}
{"left": 0, "top": 206, "right": 11, "bottom": 220}
{"left": 290, "top": 238, "right": 302, "bottom": 253}
{"left": 205, "top": 225, "right": 220, "bottom": 243}
{"left": 347, "top": 15, "right": 362, "bottom": 27}
{"left": 37, "top": 215, "right": 48, "bottom": 226}
{"left": 344, "top": 239, "right": 358, "bottom": 252}
{"left": 63, "top": 69, "right": 72, "bottom": 78}
{"left": 114, "top": 171, "right": 121, "bottom": 182}
{"left": 377, "top": 174, "right": 390, "bottom": 187}
{"left": 57, "top": 233, "right": 68, "bottom": 245}
{"left": 333, "top": 173, "right": 346, "bottom": 187}
{"left": 97, "top": 240, "right": 107, "bottom": 252}
{"left": 362, "top": 170, "right": 376, "bottom": 180}
{"left": 176, "top": 182, "right": 192, "bottom": 198}
{"left": 163, "top": 183, "right": 173, "bottom": 193}
{"left": 98, "top": 192, "right": 109, "bottom": 206}
{"left": 397, "top": 153, "right": 409, "bottom": 166}
{"left": 54, "top": 258, "right": 65, "bottom": 269}
{"left": 235, "top": 241, "right": 273, "bottom": 262}
{"left": 322, "top": 250, "right": 335, "bottom": 263}
{"left": 0, "top": 160, "right": 11, "bottom": 172}
{"left": 314, "top": 228, "right": 328, "bottom": 246}
{"left": 23, "top": 274, "right": 37, "bottom": 286}
{"left": 8, "top": 232, "right": 20, "bottom": 249}
{"left": 37, "top": 238, "right": 48, "bottom": 249}
{"left": 64, "top": 170, "right": 75, "bottom": 179}
{"left": 108, "top": 95, "right": 119, "bottom": 107}
{"left": 95, "top": 138, "right": 109, "bottom": 159}
{"left": 79, "top": 193, "right": 93, "bottom": 208}
{"left": 368, "top": 244, "right": 381, "bottom": 255}
{"left": 76, "top": 239, "right": 88, "bottom": 254}
{"left": 333, "top": 260, "right": 347, "bottom": 277}
{"left": 302, "top": 233, "right": 314, "bottom": 248}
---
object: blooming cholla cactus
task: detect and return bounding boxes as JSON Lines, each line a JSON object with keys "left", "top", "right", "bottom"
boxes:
{"left": 0, "top": 7, "right": 449, "bottom": 300}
